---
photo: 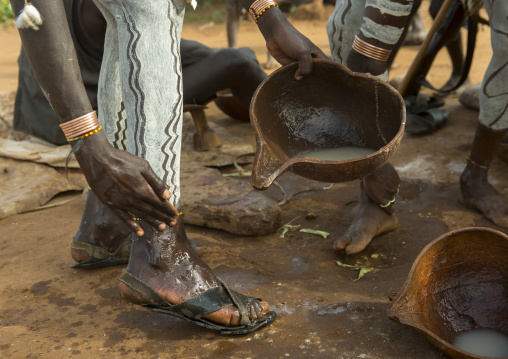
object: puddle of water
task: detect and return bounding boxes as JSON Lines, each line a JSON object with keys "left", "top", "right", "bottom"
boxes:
{"left": 288, "top": 257, "right": 309, "bottom": 275}
{"left": 311, "top": 302, "right": 376, "bottom": 316}
{"left": 272, "top": 304, "right": 297, "bottom": 314}
{"left": 315, "top": 304, "right": 347, "bottom": 316}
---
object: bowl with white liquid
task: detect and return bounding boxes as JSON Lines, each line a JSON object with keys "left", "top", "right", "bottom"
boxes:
{"left": 249, "top": 59, "right": 405, "bottom": 190}
{"left": 387, "top": 227, "right": 508, "bottom": 359}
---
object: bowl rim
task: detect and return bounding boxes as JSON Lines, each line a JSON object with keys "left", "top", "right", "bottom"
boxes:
{"left": 249, "top": 58, "right": 407, "bottom": 163}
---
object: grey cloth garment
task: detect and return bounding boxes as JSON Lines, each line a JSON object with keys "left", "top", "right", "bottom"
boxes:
{"left": 479, "top": 0, "right": 508, "bottom": 131}
{"left": 13, "top": 0, "right": 101, "bottom": 145}
{"left": 92, "top": 0, "right": 187, "bottom": 209}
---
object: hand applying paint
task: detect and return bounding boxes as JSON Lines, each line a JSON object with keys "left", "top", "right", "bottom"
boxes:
{"left": 10, "top": 0, "right": 179, "bottom": 236}
{"left": 241, "top": 0, "right": 328, "bottom": 80}
{"left": 73, "top": 131, "right": 180, "bottom": 236}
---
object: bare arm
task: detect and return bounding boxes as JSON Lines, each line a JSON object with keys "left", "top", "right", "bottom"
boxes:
{"left": 11, "top": 0, "right": 91, "bottom": 121}
{"left": 238, "top": 0, "right": 329, "bottom": 79}
{"left": 11, "top": 0, "right": 179, "bottom": 236}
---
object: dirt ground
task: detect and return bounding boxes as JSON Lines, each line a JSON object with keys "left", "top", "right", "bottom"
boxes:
{"left": 0, "top": 4, "right": 507, "bottom": 359}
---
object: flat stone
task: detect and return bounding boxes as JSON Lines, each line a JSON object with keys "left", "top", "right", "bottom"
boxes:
{"left": 181, "top": 163, "right": 281, "bottom": 236}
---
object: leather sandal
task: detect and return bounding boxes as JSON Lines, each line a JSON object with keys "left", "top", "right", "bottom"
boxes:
{"left": 118, "top": 270, "right": 277, "bottom": 335}
{"left": 69, "top": 235, "right": 132, "bottom": 269}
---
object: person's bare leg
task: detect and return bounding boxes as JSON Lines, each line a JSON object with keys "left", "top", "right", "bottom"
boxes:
{"left": 460, "top": 124, "right": 508, "bottom": 227}
{"left": 333, "top": 164, "right": 399, "bottom": 254}
{"left": 70, "top": 0, "right": 130, "bottom": 265}
{"left": 71, "top": 191, "right": 132, "bottom": 263}
{"left": 99, "top": 0, "right": 270, "bottom": 326}
{"left": 118, "top": 217, "right": 269, "bottom": 326}
{"left": 226, "top": 0, "right": 240, "bottom": 48}
{"left": 460, "top": 0, "right": 508, "bottom": 228}
{"left": 182, "top": 47, "right": 267, "bottom": 107}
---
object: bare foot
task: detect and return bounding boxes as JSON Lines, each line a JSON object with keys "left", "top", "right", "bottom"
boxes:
{"left": 460, "top": 167, "right": 508, "bottom": 227}
{"left": 71, "top": 191, "right": 132, "bottom": 263}
{"left": 118, "top": 217, "right": 270, "bottom": 327}
{"left": 333, "top": 188, "right": 398, "bottom": 254}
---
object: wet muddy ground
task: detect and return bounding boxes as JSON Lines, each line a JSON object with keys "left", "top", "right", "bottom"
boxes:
{"left": 1, "top": 7, "right": 507, "bottom": 359}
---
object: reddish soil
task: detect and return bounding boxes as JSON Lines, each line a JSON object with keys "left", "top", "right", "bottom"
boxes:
{"left": 0, "top": 5, "right": 506, "bottom": 359}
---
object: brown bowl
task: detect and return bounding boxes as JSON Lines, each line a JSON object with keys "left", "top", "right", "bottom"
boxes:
{"left": 249, "top": 59, "right": 405, "bottom": 190}
{"left": 387, "top": 227, "right": 508, "bottom": 359}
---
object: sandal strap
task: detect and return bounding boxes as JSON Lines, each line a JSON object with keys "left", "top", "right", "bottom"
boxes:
{"left": 70, "top": 235, "right": 132, "bottom": 259}
{"left": 118, "top": 271, "right": 258, "bottom": 325}
{"left": 118, "top": 270, "right": 170, "bottom": 308}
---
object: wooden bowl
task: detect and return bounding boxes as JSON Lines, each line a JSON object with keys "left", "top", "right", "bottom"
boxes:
{"left": 387, "top": 227, "right": 508, "bottom": 359}
{"left": 250, "top": 59, "right": 405, "bottom": 190}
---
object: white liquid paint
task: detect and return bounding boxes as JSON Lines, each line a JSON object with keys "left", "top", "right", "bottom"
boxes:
{"left": 453, "top": 328, "right": 508, "bottom": 358}
{"left": 297, "top": 146, "right": 376, "bottom": 161}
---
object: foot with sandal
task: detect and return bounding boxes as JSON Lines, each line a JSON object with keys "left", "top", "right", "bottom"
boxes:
{"left": 15, "top": 0, "right": 333, "bottom": 335}
{"left": 70, "top": 191, "right": 276, "bottom": 334}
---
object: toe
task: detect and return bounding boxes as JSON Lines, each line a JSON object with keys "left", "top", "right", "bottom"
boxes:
{"left": 345, "top": 241, "right": 368, "bottom": 255}
{"left": 333, "top": 236, "right": 351, "bottom": 252}
{"left": 255, "top": 300, "right": 269, "bottom": 318}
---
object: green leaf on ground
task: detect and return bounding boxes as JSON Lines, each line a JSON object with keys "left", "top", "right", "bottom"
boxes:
{"left": 280, "top": 224, "right": 300, "bottom": 238}
{"left": 336, "top": 260, "right": 376, "bottom": 281}
{"left": 299, "top": 229, "right": 330, "bottom": 239}
{"left": 222, "top": 171, "right": 252, "bottom": 177}
{"left": 354, "top": 267, "right": 375, "bottom": 281}
{"left": 336, "top": 260, "right": 361, "bottom": 269}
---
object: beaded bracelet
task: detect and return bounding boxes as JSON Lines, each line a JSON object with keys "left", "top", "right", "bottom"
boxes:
{"left": 67, "top": 126, "right": 102, "bottom": 142}
{"left": 60, "top": 110, "right": 101, "bottom": 140}
{"left": 465, "top": 158, "right": 490, "bottom": 170}
{"left": 249, "top": 0, "right": 279, "bottom": 23}
{"left": 255, "top": 4, "right": 279, "bottom": 23}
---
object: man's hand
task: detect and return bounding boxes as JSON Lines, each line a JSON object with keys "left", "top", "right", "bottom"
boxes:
{"left": 74, "top": 131, "right": 179, "bottom": 236}
{"left": 257, "top": 8, "right": 329, "bottom": 79}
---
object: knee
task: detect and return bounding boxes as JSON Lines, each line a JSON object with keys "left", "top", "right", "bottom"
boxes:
{"left": 216, "top": 48, "right": 260, "bottom": 73}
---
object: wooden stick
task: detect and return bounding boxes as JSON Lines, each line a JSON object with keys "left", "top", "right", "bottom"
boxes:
{"left": 398, "top": 0, "right": 456, "bottom": 97}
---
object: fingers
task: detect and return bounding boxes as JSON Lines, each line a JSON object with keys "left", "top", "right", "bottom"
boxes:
{"left": 142, "top": 195, "right": 180, "bottom": 221}
{"left": 113, "top": 209, "right": 145, "bottom": 236}
{"left": 295, "top": 50, "right": 313, "bottom": 80}
{"left": 294, "top": 47, "right": 327, "bottom": 80}
{"left": 142, "top": 164, "right": 171, "bottom": 201}
{"left": 140, "top": 164, "right": 180, "bottom": 219}
{"left": 138, "top": 201, "right": 179, "bottom": 226}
